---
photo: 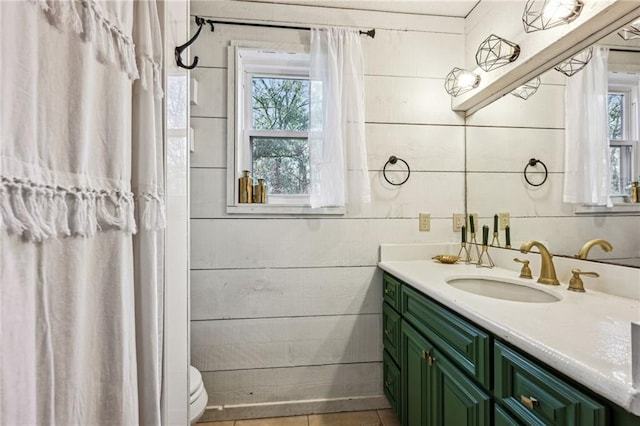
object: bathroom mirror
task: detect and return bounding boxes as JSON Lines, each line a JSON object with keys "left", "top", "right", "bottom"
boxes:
{"left": 465, "top": 20, "right": 640, "bottom": 268}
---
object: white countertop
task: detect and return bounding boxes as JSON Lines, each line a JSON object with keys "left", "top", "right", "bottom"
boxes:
{"left": 378, "top": 255, "right": 640, "bottom": 415}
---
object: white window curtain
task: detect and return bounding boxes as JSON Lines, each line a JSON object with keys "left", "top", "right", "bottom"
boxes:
{"left": 0, "top": 1, "right": 165, "bottom": 425}
{"left": 309, "top": 27, "right": 370, "bottom": 208}
{"left": 563, "top": 46, "right": 612, "bottom": 206}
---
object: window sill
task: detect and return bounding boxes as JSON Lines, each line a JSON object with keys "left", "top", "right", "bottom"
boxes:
{"left": 574, "top": 203, "right": 640, "bottom": 215}
{"left": 227, "top": 203, "right": 345, "bottom": 216}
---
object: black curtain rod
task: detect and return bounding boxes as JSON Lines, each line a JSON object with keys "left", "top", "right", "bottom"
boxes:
{"left": 176, "top": 16, "right": 375, "bottom": 70}
{"left": 194, "top": 16, "right": 376, "bottom": 39}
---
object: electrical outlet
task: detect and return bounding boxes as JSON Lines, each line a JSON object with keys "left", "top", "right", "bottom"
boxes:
{"left": 452, "top": 213, "right": 465, "bottom": 231}
{"left": 499, "top": 212, "right": 510, "bottom": 230}
{"left": 419, "top": 213, "right": 431, "bottom": 232}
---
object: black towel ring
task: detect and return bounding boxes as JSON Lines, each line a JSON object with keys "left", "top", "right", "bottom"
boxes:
{"left": 383, "top": 156, "right": 411, "bottom": 186}
{"left": 524, "top": 158, "right": 548, "bottom": 187}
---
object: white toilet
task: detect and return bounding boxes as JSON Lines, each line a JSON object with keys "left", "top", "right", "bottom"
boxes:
{"left": 189, "top": 365, "right": 208, "bottom": 424}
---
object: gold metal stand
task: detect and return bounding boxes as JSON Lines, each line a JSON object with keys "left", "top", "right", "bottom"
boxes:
{"left": 469, "top": 232, "right": 481, "bottom": 262}
{"left": 476, "top": 245, "right": 495, "bottom": 268}
{"left": 490, "top": 231, "right": 500, "bottom": 247}
{"left": 457, "top": 242, "right": 471, "bottom": 264}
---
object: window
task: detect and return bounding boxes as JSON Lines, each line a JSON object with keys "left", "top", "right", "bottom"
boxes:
{"left": 608, "top": 74, "right": 639, "bottom": 198}
{"left": 227, "top": 43, "right": 341, "bottom": 214}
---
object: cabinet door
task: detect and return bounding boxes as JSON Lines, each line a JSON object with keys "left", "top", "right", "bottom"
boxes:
{"left": 429, "top": 348, "right": 491, "bottom": 426}
{"left": 401, "top": 320, "right": 432, "bottom": 426}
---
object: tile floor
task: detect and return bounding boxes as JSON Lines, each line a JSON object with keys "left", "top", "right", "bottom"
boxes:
{"left": 198, "top": 409, "right": 400, "bottom": 426}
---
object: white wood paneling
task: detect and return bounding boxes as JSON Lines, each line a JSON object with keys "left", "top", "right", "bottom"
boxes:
{"left": 190, "top": 218, "right": 459, "bottom": 270}
{"left": 190, "top": 118, "right": 227, "bottom": 168}
{"left": 191, "top": 168, "right": 464, "bottom": 219}
{"left": 466, "top": 84, "right": 564, "bottom": 128}
{"left": 191, "top": 267, "right": 382, "bottom": 320}
{"left": 508, "top": 216, "right": 640, "bottom": 260}
{"left": 190, "top": 68, "right": 227, "bottom": 118}
{"left": 366, "top": 123, "right": 465, "bottom": 172}
{"left": 202, "top": 362, "right": 382, "bottom": 406}
{"left": 366, "top": 76, "right": 464, "bottom": 125}
{"left": 192, "top": 314, "right": 381, "bottom": 371}
{"left": 187, "top": 0, "right": 466, "bottom": 419}
{"left": 466, "top": 127, "right": 564, "bottom": 173}
{"left": 191, "top": 0, "right": 465, "bottom": 33}
{"left": 467, "top": 172, "right": 572, "bottom": 218}
{"left": 363, "top": 30, "right": 464, "bottom": 78}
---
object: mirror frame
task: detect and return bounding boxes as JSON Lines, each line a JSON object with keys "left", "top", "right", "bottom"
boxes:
{"left": 453, "top": 1, "right": 640, "bottom": 115}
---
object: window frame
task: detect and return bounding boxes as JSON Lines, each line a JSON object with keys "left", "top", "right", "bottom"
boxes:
{"left": 608, "top": 75, "right": 640, "bottom": 199}
{"left": 226, "top": 41, "right": 344, "bottom": 215}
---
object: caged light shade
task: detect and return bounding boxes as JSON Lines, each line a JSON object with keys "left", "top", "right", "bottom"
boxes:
{"left": 444, "top": 67, "right": 480, "bottom": 97}
{"left": 618, "top": 19, "right": 640, "bottom": 40}
{"left": 511, "top": 77, "right": 541, "bottom": 100}
{"left": 554, "top": 47, "right": 592, "bottom": 76}
{"left": 476, "top": 34, "right": 521, "bottom": 72}
{"left": 523, "top": 0, "right": 584, "bottom": 33}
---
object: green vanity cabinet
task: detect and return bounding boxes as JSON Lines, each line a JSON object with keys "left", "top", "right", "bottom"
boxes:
{"left": 383, "top": 273, "right": 403, "bottom": 421}
{"left": 380, "top": 272, "right": 640, "bottom": 426}
{"left": 494, "top": 341, "right": 606, "bottom": 426}
{"left": 397, "top": 278, "right": 490, "bottom": 426}
{"left": 429, "top": 345, "right": 491, "bottom": 425}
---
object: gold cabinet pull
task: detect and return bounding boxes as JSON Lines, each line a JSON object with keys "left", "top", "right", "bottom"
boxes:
{"left": 428, "top": 354, "right": 436, "bottom": 366}
{"left": 422, "top": 349, "right": 429, "bottom": 360}
{"left": 384, "top": 328, "right": 392, "bottom": 337}
{"left": 520, "top": 395, "right": 539, "bottom": 410}
{"left": 384, "top": 380, "right": 392, "bottom": 388}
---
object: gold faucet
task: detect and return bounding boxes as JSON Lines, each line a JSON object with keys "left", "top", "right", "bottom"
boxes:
{"left": 575, "top": 239, "right": 613, "bottom": 259}
{"left": 519, "top": 241, "right": 560, "bottom": 285}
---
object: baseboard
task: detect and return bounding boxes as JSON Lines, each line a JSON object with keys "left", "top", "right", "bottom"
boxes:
{"left": 199, "top": 395, "right": 390, "bottom": 422}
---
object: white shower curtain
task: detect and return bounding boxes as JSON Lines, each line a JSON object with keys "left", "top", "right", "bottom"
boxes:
{"left": 309, "top": 27, "right": 370, "bottom": 208}
{"left": 0, "top": 1, "right": 165, "bottom": 424}
{"left": 563, "top": 46, "right": 612, "bottom": 206}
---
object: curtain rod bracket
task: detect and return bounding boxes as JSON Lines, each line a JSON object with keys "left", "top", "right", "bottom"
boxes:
{"left": 175, "top": 17, "right": 215, "bottom": 70}
{"left": 359, "top": 28, "right": 376, "bottom": 39}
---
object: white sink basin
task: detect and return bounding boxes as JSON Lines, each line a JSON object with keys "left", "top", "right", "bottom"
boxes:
{"left": 446, "top": 276, "right": 561, "bottom": 303}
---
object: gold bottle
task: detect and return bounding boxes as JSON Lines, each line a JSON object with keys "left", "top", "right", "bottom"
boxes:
{"left": 632, "top": 181, "right": 639, "bottom": 203}
{"left": 239, "top": 170, "right": 253, "bottom": 203}
{"left": 253, "top": 179, "right": 267, "bottom": 203}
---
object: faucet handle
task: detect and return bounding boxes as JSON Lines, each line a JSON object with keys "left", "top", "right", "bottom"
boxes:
{"left": 513, "top": 258, "right": 533, "bottom": 279}
{"left": 568, "top": 269, "right": 599, "bottom": 292}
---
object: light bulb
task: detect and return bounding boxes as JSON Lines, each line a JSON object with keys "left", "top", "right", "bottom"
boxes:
{"left": 458, "top": 71, "right": 479, "bottom": 88}
{"left": 542, "top": 0, "right": 580, "bottom": 22}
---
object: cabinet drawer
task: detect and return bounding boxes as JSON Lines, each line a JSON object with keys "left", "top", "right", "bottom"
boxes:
{"left": 494, "top": 342, "right": 606, "bottom": 426}
{"left": 383, "top": 273, "right": 401, "bottom": 312}
{"left": 401, "top": 284, "right": 491, "bottom": 387}
{"left": 495, "top": 404, "right": 523, "bottom": 426}
{"left": 383, "top": 349, "right": 401, "bottom": 419}
{"left": 383, "top": 302, "right": 401, "bottom": 364}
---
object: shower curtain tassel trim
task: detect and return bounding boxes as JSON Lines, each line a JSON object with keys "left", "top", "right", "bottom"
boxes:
{"left": 136, "top": 193, "right": 166, "bottom": 231}
{"left": 137, "top": 55, "right": 164, "bottom": 99}
{"left": 0, "top": 176, "right": 140, "bottom": 242}
{"left": 30, "top": 0, "right": 139, "bottom": 81}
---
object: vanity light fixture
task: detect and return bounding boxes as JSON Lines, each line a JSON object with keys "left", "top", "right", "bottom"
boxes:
{"left": 523, "top": 0, "right": 584, "bottom": 33}
{"left": 618, "top": 19, "right": 640, "bottom": 40}
{"left": 511, "top": 76, "right": 541, "bottom": 100}
{"left": 476, "top": 34, "right": 521, "bottom": 72}
{"left": 444, "top": 67, "right": 480, "bottom": 97}
{"left": 554, "top": 47, "right": 593, "bottom": 76}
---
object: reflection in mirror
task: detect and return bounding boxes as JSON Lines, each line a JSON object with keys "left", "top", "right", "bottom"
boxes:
{"left": 466, "top": 21, "right": 640, "bottom": 268}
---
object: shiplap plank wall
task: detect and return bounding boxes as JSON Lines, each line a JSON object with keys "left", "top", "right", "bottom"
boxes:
{"left": 189, "top": 0, "right": 465, "bottom": 421}
{"left": 465, "top": 69, "right": 640, "bottom": 260}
